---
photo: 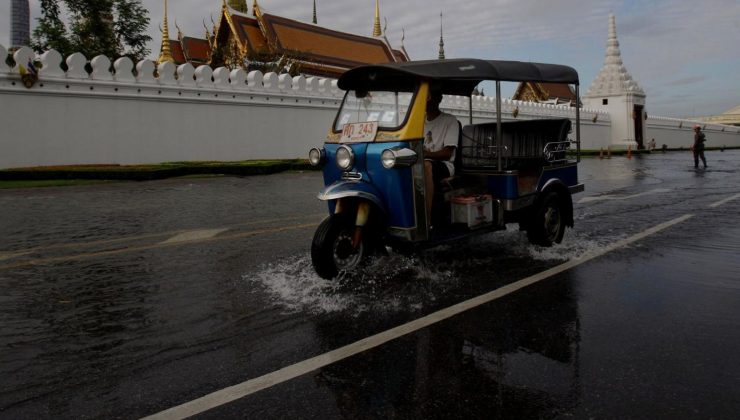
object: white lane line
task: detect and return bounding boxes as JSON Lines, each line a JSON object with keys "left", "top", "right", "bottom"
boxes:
{"left": 1, "top": 213, "right": 326, "bottom": 257}
{"left": 578, "top": 188, "right": 671, "bottom": 204}
{"left": 141, "top": 213, "right": 695, "bottom": 420}
{"left": 160, "top": 229, "right": 229, "bottom": 244}
{"left": 0, "top": 251, "right": 30, "bottom": 262}
{"left": 0, "top": 223, "right": 318, "bottom": 271}
{"left": 709, "top": 192, "right": 740, "bottom": 208}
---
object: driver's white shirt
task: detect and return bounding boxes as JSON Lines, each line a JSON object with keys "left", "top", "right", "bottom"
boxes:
{"left": 424, "top": 112, "right": 458, "bottom": 176}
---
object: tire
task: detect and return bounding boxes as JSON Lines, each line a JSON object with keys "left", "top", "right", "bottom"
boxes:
{"left": 527, "top": 191, "right": 566, "bottom": 246}
{"left": 311, "top": 214, "right": 368, "bottom": 279}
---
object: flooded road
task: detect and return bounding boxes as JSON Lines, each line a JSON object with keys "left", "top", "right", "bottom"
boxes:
{"left": 1, "top": 150, "right": 739, "bottom": 419}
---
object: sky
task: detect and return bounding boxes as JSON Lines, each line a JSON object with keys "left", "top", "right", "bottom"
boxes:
{"left": 1, "top": 0, "right": 739, "bottom": 118}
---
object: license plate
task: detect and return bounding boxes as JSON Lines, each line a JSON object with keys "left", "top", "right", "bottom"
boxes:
{"left": 340, "top": 121, "right": 378, "bottom": 143}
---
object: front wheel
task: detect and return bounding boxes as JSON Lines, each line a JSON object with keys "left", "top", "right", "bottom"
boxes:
{"left": 311, "top": 214, "right": 368, "bottom": 279}
{"left": 527, "top": 191, "right": 566, "bottom": 246}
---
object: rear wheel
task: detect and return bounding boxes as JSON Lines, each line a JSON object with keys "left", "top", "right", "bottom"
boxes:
{"left": 527, "top": 191, "right": 566, "bottom": 246}
{"left": 311, "top": 214, "right": 368, "bottom": 279}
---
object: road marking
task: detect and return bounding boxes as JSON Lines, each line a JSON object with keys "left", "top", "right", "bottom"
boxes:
{"left": 0, "top": 223, "right": 318, "bottom": 270}
{"left": 161, "top": 229, "right": 229, "bottom": 244}
{"left": 141, "top": 213, "right": 695, "bottom": 420}
{"left": 578, "top": 188, "right": 671, "bottom": 204}
{"left": 0, "top": 251, "right": 30, "bottom": 262}
{"left": 709, "top": 192, "right": 740, "bottom": 208}
{"left": 0, "top": 214, "right": 325, "bottom": 257}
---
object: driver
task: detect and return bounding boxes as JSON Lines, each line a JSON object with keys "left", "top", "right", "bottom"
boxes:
{"left": 423, "top": 86, "right": 458, "bottom": 225}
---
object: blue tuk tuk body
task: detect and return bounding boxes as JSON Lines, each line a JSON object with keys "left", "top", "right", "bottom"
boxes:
{"left": 309, "top": 59, "right": 584, "bottom": 279}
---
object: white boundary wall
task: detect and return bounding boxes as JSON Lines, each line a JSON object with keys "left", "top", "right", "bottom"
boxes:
{"left": 646, "top": 115, "right": 740, "bottom": 150}
{"left": 1, "top": 45, "right": 739, "bottom": 169}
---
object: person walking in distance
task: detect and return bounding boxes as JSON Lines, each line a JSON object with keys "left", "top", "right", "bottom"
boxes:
{"left": 692, "top": 125, "right": 707, "bottom": 169}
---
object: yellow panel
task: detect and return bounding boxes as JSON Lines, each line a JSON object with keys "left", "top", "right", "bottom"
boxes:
{"left": 325, "top": 84, "right": 429, "bottom": 143}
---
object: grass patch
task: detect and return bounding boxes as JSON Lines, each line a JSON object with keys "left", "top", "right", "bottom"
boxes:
{"left": 0, "top": 159, "right": 317, "bottom": 184}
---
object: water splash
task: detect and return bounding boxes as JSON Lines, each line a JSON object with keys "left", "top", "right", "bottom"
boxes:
{"left": 248, "top": 252, "right": 459, "bottom": 316}
{"left": 248, "top": 226, "right": 616, "bottom": 316}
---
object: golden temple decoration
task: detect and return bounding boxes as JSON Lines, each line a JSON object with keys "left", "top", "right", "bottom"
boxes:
{"left": 157, "top": 0, "right": 175, "bottom": 64}
{"left": 215, "top": 2, "right": 249, "bottom": 67}
{"left": 372, "top": 0, "right": 382, "bottom": 37}
{"left": 253, "top": 0, "right": 263, "bottom": 18}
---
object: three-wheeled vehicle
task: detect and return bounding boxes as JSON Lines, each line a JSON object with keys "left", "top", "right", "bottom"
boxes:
{"left": 308, "top": 59, "right": 584, "bottom": 279}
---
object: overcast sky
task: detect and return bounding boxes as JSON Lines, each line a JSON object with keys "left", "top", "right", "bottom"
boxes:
{"left": 1, "top": 0, "right": 738, "bottom": 117}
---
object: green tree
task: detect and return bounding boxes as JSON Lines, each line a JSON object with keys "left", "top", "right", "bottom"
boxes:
{"left": 113, "top": 0, "right": 151, "bottom": 60}
{"left": 32, "top": 0, "right": 151, "bottom": 62}
{"left": 32, "top": 0, "right": 72, "bottom": 56}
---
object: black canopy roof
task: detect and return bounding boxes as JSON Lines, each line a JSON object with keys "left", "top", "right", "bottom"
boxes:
{"left": 338, "top": 58, "right": 579, "bottom": 96}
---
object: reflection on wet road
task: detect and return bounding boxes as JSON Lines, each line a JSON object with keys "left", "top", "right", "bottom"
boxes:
{"left": 2, "top": 152, "right": 740, "bottom": 419}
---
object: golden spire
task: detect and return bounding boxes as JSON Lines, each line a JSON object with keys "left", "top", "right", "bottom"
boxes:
{"left": 438, "top": 11, "right": 445, "bottom": 60}
{"left": 253, "top": 0, "right": 263, "bottom": 18}
{"left": 372, "top": 0, "right": 382, "bottom": 37}
{"left": 157, "top": 0, "right": 174, "bottom": 64}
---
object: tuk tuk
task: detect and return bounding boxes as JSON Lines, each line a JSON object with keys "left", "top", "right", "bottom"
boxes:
{"left": 308, "top": 59, "right": 584, "bottom": 279}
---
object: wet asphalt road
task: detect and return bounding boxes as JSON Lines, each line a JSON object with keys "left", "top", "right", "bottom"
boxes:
{"left": 1, "top": 150, "right": 740, "bottom": 419}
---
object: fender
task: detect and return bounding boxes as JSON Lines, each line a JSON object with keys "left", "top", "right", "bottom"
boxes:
{"left": 539, "top": 178, "right": 569, "bottom": 194}
{"left": 539, "top": 178, "right": 575, "bottom": 227}
{"left": 317, "top": 180, "right": 388, "bottom": 216}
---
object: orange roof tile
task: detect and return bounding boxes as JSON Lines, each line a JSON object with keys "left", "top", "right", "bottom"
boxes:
{"left": 181, "top": 37, "right": 211, "bottom": 63}
{"left": 392, "top": 49, "right": 409, "bottom": 62}
{"left": 170, "top": 39, "right": 186, "bottom": 64}
{"left": 260, "top": 13, "right": 397, "bottom": 68}
{"left": 513, "top": 82, "right": 576, "bottom": 103}
{"left": 229, "top": 14, "right": 268, "bottom": 52}
{"left": 540, "top": 82, "right": 576, "bottom": 101}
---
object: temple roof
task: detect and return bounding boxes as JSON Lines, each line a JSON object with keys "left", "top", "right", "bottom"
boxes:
{"left": 170, "top": 39, "right": 186, "bottom": 64}
{"left": 224, "top": 10, "right": 268, "bottom": 52}
{"left": 162, "top": 2, "right": 407, "bottom": 77}
{"left": 392, "top": 48, "right": 409, "bottom": 62}
{"left": 181, "top": 36, "right": 211, "bottom": 63}
{"left": 540, "top": 83, "right": 576, "bottom": 100}
{"left": 585, "top": 14, "right": 644, "bottom": 98}
{"left": 513, "top": 82, "right": 576, "bottom": 103}
{"left": 258, "top": 13, "right": 400, "bottom": 69}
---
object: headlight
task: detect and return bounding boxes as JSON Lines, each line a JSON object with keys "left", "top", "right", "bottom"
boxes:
{"left": 381, "top": 149, "right": 396, "bottom": 168}
{"left": 308, "top": 147, "right": 325, "bottom": 166}
{"left": 336, "top": 145, "right": 355, "bottom": 170}
{"left": 381, "top": 148, "right": 417, "bottom": 169}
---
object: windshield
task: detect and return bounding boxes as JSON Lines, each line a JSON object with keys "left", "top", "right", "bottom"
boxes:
{"left": 334, "top": 90, "right": 415, "bottom": 132}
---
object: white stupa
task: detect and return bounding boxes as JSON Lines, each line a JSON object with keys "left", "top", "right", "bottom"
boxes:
{"left": 584, "top": 14, "right": 647, "bottom": 148}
